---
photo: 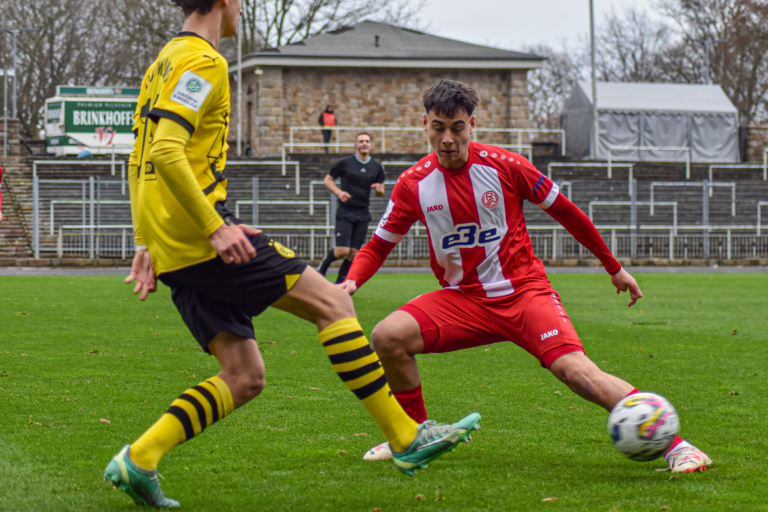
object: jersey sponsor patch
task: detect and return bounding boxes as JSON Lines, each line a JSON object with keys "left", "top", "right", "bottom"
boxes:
{"left": 170, "top": 70, "right": 213, "bottom": 112}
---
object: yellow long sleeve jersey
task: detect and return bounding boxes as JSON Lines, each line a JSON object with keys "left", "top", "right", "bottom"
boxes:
{"left": 129, "top": 32, "right": 230, "bottom": 275}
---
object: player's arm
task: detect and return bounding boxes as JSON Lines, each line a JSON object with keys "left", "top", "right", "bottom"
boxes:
{"left": 125, "top": 104, "right": 156, "bottom": 301}
{"left": 513, "top": 156, "right": 642, "bottom": 306}
{"left": 342, "top": 180, "right": 417, "bottom": 295}
{"left": 147, "top": 119, "right": 255, "bottom": 264}
{"left": 371, "top": 164, "right": 385, "bottom": 197}
{"left": 545, "top": 195, "right": 641, "bottom": 306}
{"left": 323, "top": 173, "right": 350, "bottom": 202}
{"left": 148, "top": 53, "right": 254, "bottom": 264}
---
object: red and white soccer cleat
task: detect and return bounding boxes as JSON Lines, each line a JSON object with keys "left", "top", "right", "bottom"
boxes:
{"left": 663, "top": 446, "right": 712, "bottom": 473}
{"left": 362, "top": 441, "right": 392, "bottom": 461}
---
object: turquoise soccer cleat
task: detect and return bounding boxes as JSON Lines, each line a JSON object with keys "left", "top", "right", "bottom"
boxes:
{"left": 392, "top": 412, "right": 481, "bottom": 476}
{"left": 104, "top": 445, "right": 180, "bottom": 508}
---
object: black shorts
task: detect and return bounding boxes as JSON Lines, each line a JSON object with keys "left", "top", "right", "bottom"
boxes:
{"left": 335, "top": 209, "right": 371, "bottom": 250}
{"left": 158, "top": 234, "right": 308, "bottom": 353}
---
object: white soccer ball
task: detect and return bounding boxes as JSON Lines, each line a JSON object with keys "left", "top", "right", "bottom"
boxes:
{"left": 607, "top": 392, "right": 680, "bottom": 462}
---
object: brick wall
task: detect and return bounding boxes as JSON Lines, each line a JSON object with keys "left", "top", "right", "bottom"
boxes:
{"left": 745, "top": 125, "right": 768, "bottom": 163}
{"left": 231, "top": 67, "right": 531, "bottom": 157}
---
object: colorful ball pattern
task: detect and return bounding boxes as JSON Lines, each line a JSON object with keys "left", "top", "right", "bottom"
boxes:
{"left": 607, "top": 392, "right": 680, "bottom": 462}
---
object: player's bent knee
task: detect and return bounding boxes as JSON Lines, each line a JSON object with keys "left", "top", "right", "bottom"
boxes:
{"left": 322, "top": 283, "right": 356, "bottom": 321}
{"left": 370, "top": 322, "right": 404, "bottom": 357}
{"left": 336, "top": 247, "right": 351, "bottom": 258}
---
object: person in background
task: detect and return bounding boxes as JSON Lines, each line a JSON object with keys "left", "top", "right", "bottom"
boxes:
{"left": 318, "top": 105, "right": 336, "bottom": 154}
{"left": 317, "top": 132, "right": 384, "bottom": 283}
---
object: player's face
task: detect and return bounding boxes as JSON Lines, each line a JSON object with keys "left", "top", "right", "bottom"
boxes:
{"left": 423, "top": 109, "right": 475, "bottom": 170}
{"left": 221, "top": 0, "right": 242, "bottom": 38}
{"left": 355, "top": 135, "right": 371, "bottom": 155}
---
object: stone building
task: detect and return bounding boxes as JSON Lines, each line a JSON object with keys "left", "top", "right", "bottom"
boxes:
{"left": 229, "top": 21, "right": 543, "bottom": 157}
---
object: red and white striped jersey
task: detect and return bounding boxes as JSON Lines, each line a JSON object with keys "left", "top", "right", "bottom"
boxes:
{"left": 375, "top": 142, "right": 561, "bottom": 298}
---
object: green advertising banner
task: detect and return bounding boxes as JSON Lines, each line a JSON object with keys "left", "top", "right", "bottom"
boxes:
{"left": 64, "top": 100, "right": 137, "bottom": 134}
{"left": 56, "top": 86, "right": 140, "bottom": 97}
{"left": 47, "top": 102, "right": 62, "bottom": 123}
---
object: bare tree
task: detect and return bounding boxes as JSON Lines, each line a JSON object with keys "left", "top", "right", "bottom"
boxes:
{"left": 245, "top": 0, "right": 427, "bottom": 49}
{"left": 525, "top": 43, "right": 584, "bottom": 129}
{"left": 596, "top": 6, "right": 672, "bottom": 82}
{"left": 658, "top": 0, "right": 768, "bottom": 124}
{"left": 0, "top": 0, "right": 125, "bottom": 138}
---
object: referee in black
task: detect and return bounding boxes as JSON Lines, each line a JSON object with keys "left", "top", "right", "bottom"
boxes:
{"left": 317, "top": 132, "right": 384, "bottom": 283}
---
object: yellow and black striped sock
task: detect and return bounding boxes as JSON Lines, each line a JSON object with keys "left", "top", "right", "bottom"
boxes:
{"left": 319, "top": 318, "right": 418, "bottom": 452}
{"left": 129, "top": 376, "right": 234, "bottom": 470}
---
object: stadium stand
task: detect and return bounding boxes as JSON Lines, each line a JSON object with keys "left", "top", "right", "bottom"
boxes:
{"left": 1, "top": 148, "right": 767, "bottom": 265}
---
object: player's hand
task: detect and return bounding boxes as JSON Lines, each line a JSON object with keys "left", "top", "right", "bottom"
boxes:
{"left": 125, "top": 249, "right": 157, "bottom": 301}
{"left": 235, "top": 223, "right": 262, "bottom": 237}
{"left": 611, "top": 268, "right": 643, "bottom": 307}
{"left": 0, "top": 211, "right": 3, "bottom": 222}
{"left": 371, "top": 183, "right": 385, "bottom": 197}
{"left": 337, "top": 191, "right": 351, "bottom": 202}
{"left": 339, "top": 279, "right": 358, "bottom": 296}
{"left": 210, "top": 223, "right": 256, "bottom": 264}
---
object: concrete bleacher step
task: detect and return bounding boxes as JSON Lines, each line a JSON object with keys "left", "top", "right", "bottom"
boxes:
{"left": 3, "top": 154, "right": 767, "bottom": 264}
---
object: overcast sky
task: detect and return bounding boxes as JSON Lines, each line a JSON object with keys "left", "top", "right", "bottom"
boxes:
{"left": 419, "top": 0, "right": 662, "bottom": 52}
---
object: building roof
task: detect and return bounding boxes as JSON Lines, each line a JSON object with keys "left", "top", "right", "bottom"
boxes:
{"left": 233, "top": 21, "right": 543, "bottom": 70}
{"left": 576, "top": 81, "right": 738, "bottom": 114}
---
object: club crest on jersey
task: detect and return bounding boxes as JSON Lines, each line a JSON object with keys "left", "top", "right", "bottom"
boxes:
{"left": 481, "top": 191, "right": 499, "bottom": 209}
{"left": 426, "top": 204, "right": 444, "bottom": 213}
{"left": 540, "top": 329, "right": 559, "bottom": 341}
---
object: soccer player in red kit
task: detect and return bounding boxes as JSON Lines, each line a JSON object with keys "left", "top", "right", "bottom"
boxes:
{"left": 340, "top": 80, "right": 711, "bottom": 473}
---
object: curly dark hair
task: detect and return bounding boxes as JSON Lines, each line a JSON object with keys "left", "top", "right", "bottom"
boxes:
{"left": 171, "top": 0, "right": 218, "bottom": 16}
{"left": 422, "top": 80, "right": 480, "bottom": 118}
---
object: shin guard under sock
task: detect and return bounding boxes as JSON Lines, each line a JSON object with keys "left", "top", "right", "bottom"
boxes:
{"left": 130, "top": 376, "right": 234, "bottom": 470}
{"left": 393, "top": 385, "right": 427, "bottom": 424}
{"left": 319, "top": 318, "right": 418, "bottom": 452}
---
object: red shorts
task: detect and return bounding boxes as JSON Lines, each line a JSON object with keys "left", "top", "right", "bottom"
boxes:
{"left": 399, "top": 286, "right": 584, "bottom": 369}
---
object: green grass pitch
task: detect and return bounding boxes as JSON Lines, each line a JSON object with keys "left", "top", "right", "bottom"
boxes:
{"left": 0, "top": 272, "right": 766, "bottom": 511}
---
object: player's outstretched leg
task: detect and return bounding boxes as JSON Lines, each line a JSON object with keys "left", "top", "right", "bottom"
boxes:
{"left": 548, "top": 351, "right": 711, "bottom": 472}
{"left": 271, "top": 267, "right": 480, "bottom": 475}
{"left": 106, "top": 332, "right": 264, "bottom": 506}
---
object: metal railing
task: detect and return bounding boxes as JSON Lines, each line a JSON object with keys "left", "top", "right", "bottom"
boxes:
{"left": 56, "top": 224, "right": 134, "bottom": 260}
{"left": 226, "top": 161, "right": 301, "bottom": 194}
{"left": 289, "top": 126, "right": 429, "bottom": 154}
{"left": 759, "top": 202, "right": 768, "bottom": 236}
{"left": 607, "top": 146, "right": 691, "bottom": 179}
{"left": 473, "top": 127, "right": 566, "bottom": 156}
{"left": 49, "top": 222, "right": 768, "bottom": 261}
{"left": 548, "top": 162, "right": 636, "bottom": 196}
{"left": 288, "top": 125, "right": 565, "bottom": 156}
{"left": 649, "top": 182, "right": 736, "bottom": 217}
{"left": 708, "top": 163, "right": 767, "bottom": 184}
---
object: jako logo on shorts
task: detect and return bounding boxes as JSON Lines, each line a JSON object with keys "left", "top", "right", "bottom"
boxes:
{"left": 540, "top": 329, "right": 559, "bottom": 341}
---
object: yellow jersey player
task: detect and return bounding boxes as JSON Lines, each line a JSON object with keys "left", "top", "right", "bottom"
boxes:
{"left": 103, "top": 0, "right": 480, "bottom": 507}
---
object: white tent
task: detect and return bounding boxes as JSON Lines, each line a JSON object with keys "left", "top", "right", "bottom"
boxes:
{"left": 561, "top": 81, "right": 740, "bottom": 163}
